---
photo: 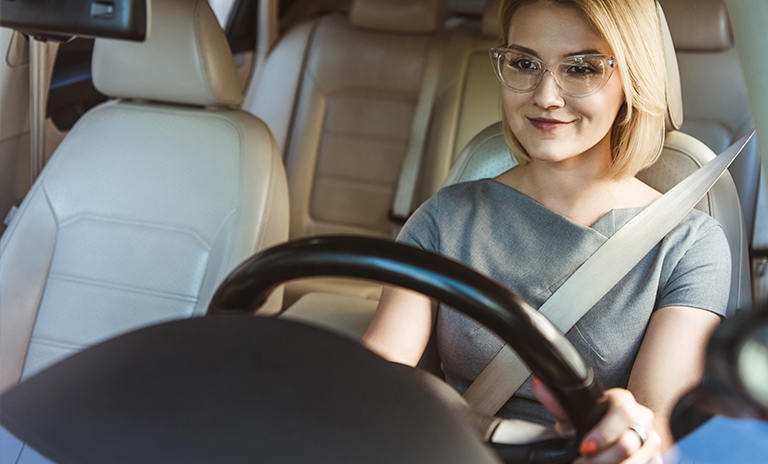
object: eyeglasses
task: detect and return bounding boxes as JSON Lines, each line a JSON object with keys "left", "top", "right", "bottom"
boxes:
{"left": 489, "top": 48, "right": 616, "bottom": 97}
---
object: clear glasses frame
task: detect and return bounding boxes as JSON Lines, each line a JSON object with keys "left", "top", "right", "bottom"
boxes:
{"left": 489, "top": 47, "right": 616, "bottom": 97}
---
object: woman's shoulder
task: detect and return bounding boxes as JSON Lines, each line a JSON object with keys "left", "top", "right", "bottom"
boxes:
{"left": 434, "top": 178, "right": 522, "bottom": 206}
{"left": 676, "top": 208, "right": 727, "bottom": 237}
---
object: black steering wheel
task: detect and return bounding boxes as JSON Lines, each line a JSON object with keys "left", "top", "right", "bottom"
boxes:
{"left": 209, "top": 236, "right": 608, "bottom": 462}
{"left": 0, "top": 236, "right": 607, "bottom": 464}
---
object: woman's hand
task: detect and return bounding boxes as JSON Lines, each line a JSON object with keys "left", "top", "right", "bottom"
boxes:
{"left": 532, "top": 379, "right": 662, "bottom": 464}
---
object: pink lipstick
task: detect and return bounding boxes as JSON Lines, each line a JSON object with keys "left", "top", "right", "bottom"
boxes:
{"left": 529, "top": 117, "right": 569, "bottom": 131}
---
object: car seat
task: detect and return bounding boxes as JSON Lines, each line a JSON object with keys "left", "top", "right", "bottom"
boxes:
{"left": 0, "top": 0, "right": 289, "bottom": 393}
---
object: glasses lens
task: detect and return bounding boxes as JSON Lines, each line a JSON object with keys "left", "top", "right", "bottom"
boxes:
{"left": 556, "top": 56, "right": 608, "bottom": 96}
{"left": 494, "top": 50, "right": 542, "bottom": 92}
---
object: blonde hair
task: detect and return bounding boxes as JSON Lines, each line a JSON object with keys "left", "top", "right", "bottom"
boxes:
{"left": 497, "top": 0, "right": 667, "bottom": 178}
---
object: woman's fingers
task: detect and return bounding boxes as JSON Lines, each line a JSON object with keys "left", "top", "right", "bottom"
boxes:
{"left": 573, "top": 388, "right": 662, "bottom": 464}
{"left": 574, "top": 426, "right": 661, "bottom": 464}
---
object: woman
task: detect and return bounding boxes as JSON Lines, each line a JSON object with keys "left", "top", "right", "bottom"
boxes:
{"left": 362, "top": 1, "right": 731, "bottom": 463}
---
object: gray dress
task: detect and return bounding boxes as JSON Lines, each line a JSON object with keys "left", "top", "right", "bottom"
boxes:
{"left": 398, "top": 179, "right": 731, "bottom": 425}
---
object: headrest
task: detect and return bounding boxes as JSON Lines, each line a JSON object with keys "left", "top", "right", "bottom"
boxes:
{"left": 92, "top": 0, "right": 243, "bottom": 107}
{"left": 481, "top": 0, "right": 502, "bottom": 39}
{"left": 659, "top": 3, "right": 683, "bottom": 131}
{"left": 660, "top": 0, "right": 731, "bottom": 52}
{"left": 350, "top": 0, "right": 447, "bottom": 33}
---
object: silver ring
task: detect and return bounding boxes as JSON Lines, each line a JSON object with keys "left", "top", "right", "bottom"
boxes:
{"left": 628, "top": 423, "right": 648, "bottom": 447}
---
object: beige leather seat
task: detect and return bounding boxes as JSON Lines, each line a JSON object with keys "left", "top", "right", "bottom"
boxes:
{"left": 415, "top": 0, "right": 503, "bottom": 203}
{"left": 659, "top": 0, "right": 764, "bottom": 308}
{"left": 0, "top": 0, "right": 289, "bottom": 392}
{"left": 660, "top": 0, "right": 760, "bottom": 234}
{"left": 245, "top": 0, "right": 451, "bottom": 305}
{"left": 247, "top": 0, "right": 447, "bottom": 239}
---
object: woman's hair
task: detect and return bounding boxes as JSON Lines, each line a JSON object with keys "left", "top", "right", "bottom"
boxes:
{"left": 497, "top": 0, "right": 667, "bottom": 178}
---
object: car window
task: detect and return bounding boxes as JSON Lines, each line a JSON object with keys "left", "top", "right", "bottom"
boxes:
{"left": 209, "top": 0, "right": 239, "bottom": 27}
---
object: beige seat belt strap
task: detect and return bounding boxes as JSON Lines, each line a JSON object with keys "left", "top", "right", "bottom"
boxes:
{"left": 28, "top": 37, "right": 59, "bottom": 184}
{"left": 29, "top": 38, "right": 47, "bottom": 183}
{"left": 253, "top": 0, "right": 278, "bottom": 80}
{"left": 390, "top": 36, "right": 445, "bottom": 228}
{"left": 463, "top": 130, "right": 755, "bottom": 416}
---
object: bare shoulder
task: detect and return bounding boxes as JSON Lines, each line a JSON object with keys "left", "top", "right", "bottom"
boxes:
{"left": 619, "top": 177, "right": 663, "bottom": 208}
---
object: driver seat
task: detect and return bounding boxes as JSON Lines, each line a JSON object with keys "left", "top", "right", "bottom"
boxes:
{"left": 443, "top": 2, "right": 750, "bottom": 317}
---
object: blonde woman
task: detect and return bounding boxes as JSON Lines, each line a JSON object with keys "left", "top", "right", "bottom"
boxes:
{"left": 362, "top": 1, "right": 730, "bottom": 463}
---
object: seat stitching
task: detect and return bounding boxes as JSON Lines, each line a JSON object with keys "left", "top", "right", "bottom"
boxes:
{"left": 47, "top": 273, "right": 200, "bottom": 302}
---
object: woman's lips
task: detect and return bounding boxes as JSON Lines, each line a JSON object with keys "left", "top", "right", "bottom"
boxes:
{"left": 528, "top": 117, "right": 570, "bottom": 131}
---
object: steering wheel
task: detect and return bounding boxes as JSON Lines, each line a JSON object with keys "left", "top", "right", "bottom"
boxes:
{"left": 209, "top": 236, "right": 608, "bottom": 462}
{"left": 0, "top": 236, "right": 607, "bottom": 464}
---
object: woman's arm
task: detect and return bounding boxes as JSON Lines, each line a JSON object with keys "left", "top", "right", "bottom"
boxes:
{"left": 535, "top": 305, "right": 720, "bottom": 463}
{"left": 360, "top": 285, "right": 437, "bottom": 366}
{"left": 627, "top": 305, "right": 722, "bottom": 450}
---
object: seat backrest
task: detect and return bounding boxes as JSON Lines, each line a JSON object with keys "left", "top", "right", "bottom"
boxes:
{"left": 443, "top": 3, "right": 750, "bottom": 316}
{"left": 244, "top": 0, "right": 448, "bottom": 239}
{"left": 414, "top": 0, "right": 503, "bottom": 207}
{"left": 659, "top": 0, "right": 761, "bottom": 235}
{"left": 0, "top": 0, "right": 289, "bottom": 390}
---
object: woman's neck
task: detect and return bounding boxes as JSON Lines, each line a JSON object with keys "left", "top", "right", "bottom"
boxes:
{"left": 495, "top": 159, "right": 659, "bottom": 227}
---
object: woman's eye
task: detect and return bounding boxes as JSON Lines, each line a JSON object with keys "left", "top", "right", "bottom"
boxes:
{"left": 565, "top": 64, "right": 597, "bottom": 74}
{"left": 510, "top": 59, "right": 538, "bottom": 71}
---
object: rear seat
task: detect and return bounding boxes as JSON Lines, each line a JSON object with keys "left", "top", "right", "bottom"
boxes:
{"left": 244, "top": 0, "right": 457, "bottom": 306}
{"left": 415, "top": 0, "right": 502, "bottom": 206}
{"left": 246, "top": 0, "right": 448, "bottom": 240}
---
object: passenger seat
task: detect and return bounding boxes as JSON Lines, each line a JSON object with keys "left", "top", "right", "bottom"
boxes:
{"left": 0, "top": 0, "right": 289, "bottom": 392}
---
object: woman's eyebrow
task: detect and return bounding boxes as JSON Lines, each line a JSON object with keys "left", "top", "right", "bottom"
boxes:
{"left": 566, "top": 48, "right": 604, "bottom": 56}
{"left": 505, "top": 44, "right": 607, "bottom": 58}
{"left": 505, "top": 44, "right": 539, "bottom": 56}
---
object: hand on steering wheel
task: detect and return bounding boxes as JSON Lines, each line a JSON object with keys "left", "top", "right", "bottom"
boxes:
{"left": 533, "top": 379, "right": 661, "bottom": 464}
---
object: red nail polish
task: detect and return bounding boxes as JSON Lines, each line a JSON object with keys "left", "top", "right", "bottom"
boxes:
{"left": 580, "top": 439, "right": 598, "bottom": 455}
{"left": 532, "top": 378, "right": 541, "bottom": 388}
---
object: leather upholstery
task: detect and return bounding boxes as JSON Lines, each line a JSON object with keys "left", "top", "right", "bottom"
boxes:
{"left": 245, "top": 4, "right": 451, "bottom": 303}
{"left": 92, "top": 0, "right": 243, "bottom": 107}
{"left": 0, "top": 0, "right": 289, "bottom": 391}
{"left": 251, "top": 12, "right": 447, "bottom": 241}
{"left": 660, "top": 0, "right": 760, "bottom": 235}
{"left": 660, "top": 5, "right": 684, "bottom": 132}
{"left": 350, "top": 0, "right": 447, "bottom": 33}
{"left": 661, "top": 0, "right": 731, "bottom": 52}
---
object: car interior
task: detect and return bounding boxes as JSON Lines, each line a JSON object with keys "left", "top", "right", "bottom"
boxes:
{"left": 0, "top": 0, "right": 767, "bottom": 462}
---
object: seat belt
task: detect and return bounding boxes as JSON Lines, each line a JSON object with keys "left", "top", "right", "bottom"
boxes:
{"left": 462, "top": 130, "right": 755, "bottom": 416}
{"left": 28, "top": 37, "right": 59, "bottom": 184}
{"left": 390, "top": 36, "right": 445, "bottom": 229}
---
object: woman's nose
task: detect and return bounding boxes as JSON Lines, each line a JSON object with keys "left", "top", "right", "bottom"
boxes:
{"left": 532, "top": 70, "right": 565, "bottom": 109}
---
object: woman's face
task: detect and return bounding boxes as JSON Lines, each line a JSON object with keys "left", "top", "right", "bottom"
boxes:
{"left": 503, "top": 1, "right": 625, "bottom": 168}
